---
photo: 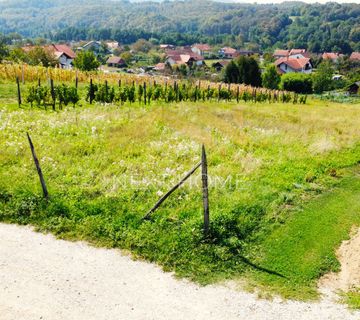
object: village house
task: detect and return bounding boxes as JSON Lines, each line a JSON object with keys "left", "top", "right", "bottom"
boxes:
{"left": 218, "top": 47, "right": 239, "bottom": 59}
{"left": 275, "top": 57, "right": 313, "bottom": 74}
{"left": 350, "top": 52, "right": 360, "bottom": 61}
{"left": 81, "top": 41, "right": 103, "bottom": 52}
{"left": 191, "top": 44, "right": 212, "bottom": 58}
{"left": 211, "top": 60, "right": 229, "bottom": 71}
{"left": 273, "top": 49, "right": 290, "bottom": 59}
{"left": 322, "top": 52, "right": 343, "bottom": 63}
{"left": 348, "top": 81, "right": 360, "bottom": 95}
{"left": 160, "top": 44, "right": 175, "bottom": 50}
{"left": 165, "top": 49, "right": 204, "bottom": 67}
{"left": 106, "top": 56, "right": 126, "bottom": 68}
{"left": 273, "top": 49, "right": 309, "bottom": 60}
{"left": 22, "top": 44, "right": 76, "bottom": 69}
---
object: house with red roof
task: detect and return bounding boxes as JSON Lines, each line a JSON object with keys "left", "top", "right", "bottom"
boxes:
{"left": 322, "top": 52, "right": 343, "bottom": 63}
{"left": 273, "top": 49, "right": 290, "bottom": 59}
{"left": 191, "top": 44, "right": 212, "bottom": 58}
{"left": 218, "top": 47, "right": 239, "bottom": 59}
{"left": 165, "top": 48, "right": 204, "bottom": 66}
{"left": 22, "top": 44, "right": 76, "bottom": 69}
{"left": 350, "top": 52, "right": 360, "bottom": 61}
{"left": 106, "top": 56, "right": 126, "bottom": 68}
{"left": 275, "top": 57, "right": 313, "bottom": 74}
{"left": 274, "top": 49, "right": 309, "bottom": 60}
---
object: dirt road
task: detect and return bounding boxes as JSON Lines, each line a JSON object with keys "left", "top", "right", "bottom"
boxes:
{"left": 0, "top": 223, "right": 358, "bottom": 320}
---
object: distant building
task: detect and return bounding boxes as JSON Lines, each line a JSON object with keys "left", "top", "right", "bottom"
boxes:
{"left": 82, "top": 41, "right": 102, "bottom": 52}
{"left": 275, "top": 57, "right": 313, "bottom": 74}
{"left": 218, "top": 47, "right": 238, "bottom": 59}
{"left": 350, "top": 52, "right": 360, "bottom": 61}
{"left": 211, "top": 60, "right": 229, "bottom": 71}
{"left": 191, "top": 44, "right": 212, "bottom": 58}
{"left": 273, "top": 49, "right": 290, "bottom": 59}
{"left": 106, "top": 56, "right": 126, "bottom": 68}
{"left": 348, "top": 81, "right": 360, "bottom": 95}
{"left": 22, "top": 44, "right": 76, "bottom": 69}
{"left": 153, "top": 63, "right": 166, "bottom": 72}
{"left": 160, "top": 44, "right": 175, "bottom": 50}
{"left": 165, "top": 49, "right": 204, "bottom": 66}
{"left": 274, "top": 49, "right": 309, "bottom": 60}
{"left": 322, "top": 52, "right": 343, "bottom": 62}
{"left": 106, "top": 41, "right": 120, "bottom": 51}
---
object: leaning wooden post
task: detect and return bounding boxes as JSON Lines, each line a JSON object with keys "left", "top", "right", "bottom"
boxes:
{"left": 143, "top": 161, "right": 201, "bottom": 220}
{"left": 236, "top": 86, "right": 239, "bottom": 103}
{"left": 16, "top": 76, "right": 21, "bottom": 107}
{"left": 27, "top": 133, "right": 49, "bottom": 199}
{"left": 201, "top": 144, "right": 209, "bottom": 235}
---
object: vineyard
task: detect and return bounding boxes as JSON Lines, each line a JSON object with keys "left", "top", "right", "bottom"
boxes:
{"left": 1, "top": 64, "right": 307, "bottom": 109}
{"left": 1, "top": 63, "right": 360, "bottom": 306}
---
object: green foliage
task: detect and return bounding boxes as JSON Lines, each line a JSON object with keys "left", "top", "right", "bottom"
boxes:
{"left": 73, "top": 51, "right": 100, "bottom": 71}
{"left": 312, "top": 61, "right": 333, "bottom": 94}
{"left": 225, "top": 56, "right": 262, "bottom": 87}
{"left": 262, "top": 65, "right": 281, "bottom": 90}
{"left": 280, "top": 73, "right": 313, "bottom": 94}
{"left": 27, "top": 46, "right": 57, "bottom": 67}
{"left": 1, "top": 2, "right": 359, "bottom": 52}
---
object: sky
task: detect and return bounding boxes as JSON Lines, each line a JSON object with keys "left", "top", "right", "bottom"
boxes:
{"left": 229, "top": 0, "right": 360, "bottom": 3}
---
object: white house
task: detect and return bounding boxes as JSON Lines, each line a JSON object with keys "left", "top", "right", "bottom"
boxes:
{"left": 275, "top": 57, "right": 313, "bottom": 74}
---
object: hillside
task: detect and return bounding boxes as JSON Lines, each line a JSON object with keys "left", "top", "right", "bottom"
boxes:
{"left": 0, "top": 0, "right": 359, "bottom": 52}
{"left": 1, "top": 77, "right": 360, "bottom": 303}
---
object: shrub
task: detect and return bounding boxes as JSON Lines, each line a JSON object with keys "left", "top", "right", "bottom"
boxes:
{"left": 280, "top": 73, "right": 313, "bottom": 94}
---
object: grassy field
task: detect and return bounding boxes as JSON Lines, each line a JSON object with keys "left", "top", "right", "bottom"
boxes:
{"left": 1, "top": 79, "right": 360, "bottom": 303}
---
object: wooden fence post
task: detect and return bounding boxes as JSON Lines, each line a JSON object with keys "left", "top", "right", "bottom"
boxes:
{"left": 142, "top": 162, "right": 201, "bottom": 220}
{"left": 50, "top": 79, "right": 55, "bottom": 111}
{"left": 16, "top": 77, "right": 21, "bottom": 107}
{"left": 202, "top": 144, "right": 209, "bottom": 235}
{"left": 27, "top": 133, "right": 49, "bottom": 199}
{"left": 89, "top": 79, "right": 94, "bottom": 104}
{"left": 144, "top": 82, "right": 147, "bottom": 105}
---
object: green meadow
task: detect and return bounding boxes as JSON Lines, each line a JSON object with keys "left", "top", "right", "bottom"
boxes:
{"left": 1, "top": 79, "right": 360, "bottom": 303}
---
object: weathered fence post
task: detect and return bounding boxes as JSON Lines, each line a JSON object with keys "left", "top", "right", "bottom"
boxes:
{"left": 89, "top": 79, "right": 94, "bottom": 104}
{"left": 142, "top": 162, "right": 201, "bottom": 220}
{"left": 16, "top": 76, "right": 21, "bottom": 107}
{"left": 144, "top": 82, "right": 147, "bottom": 105}
{"left": 201, "top": 144, "right": 209, "bottom": 235}
{"left": 27, "top": 133, "right": 49, "bottom": 199}
{"left": 236, "top": 86, "right": 239, "bottom": 103}
{"left": 75, "top": 70, "right": 78, "bottom": 89}
{"left": 218, "top": 84, "right": 221, "bottom": 102}
{"left": 50, "top": 79, "right": 56, "bottom": 111}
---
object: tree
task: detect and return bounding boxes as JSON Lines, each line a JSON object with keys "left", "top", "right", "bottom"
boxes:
{"left": 262, "top": 64, "right": 281, "bottom": 89}
{"left": 236, "top": 56, "right": 262, "bottom": 87}
{"left": 224, "top": 60, "right": 240, "bottom": 83}
{"left": 73, "top": 51, "right": 100, "bottom": 71}
{"left": 312, "top": 61, "right": 333, "bottom": 94}
{"left": 27, "top": 47, "right": 57, "bottom": 67}
{"left": 247, "top": 57, "right": 262, "bottom": 87}
{"left": 0, "top": 35, "right": 9, "bottom": 62}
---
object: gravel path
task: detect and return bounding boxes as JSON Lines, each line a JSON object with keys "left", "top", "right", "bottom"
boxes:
{"left": 0, "top": 223, "right": 359, "bottom": 320}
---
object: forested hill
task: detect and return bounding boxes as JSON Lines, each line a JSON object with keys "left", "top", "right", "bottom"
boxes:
{"left": 0, "top": 0, "right": 359, "bottom": 52}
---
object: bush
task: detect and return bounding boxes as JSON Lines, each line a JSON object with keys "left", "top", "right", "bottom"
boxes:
{"left": 280, "top": 73, "right": 313, "bottom": 94}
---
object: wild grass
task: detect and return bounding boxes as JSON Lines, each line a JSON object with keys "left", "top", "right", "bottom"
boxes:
{"left": 1, "top": 82, "right": 360, "bottom": 302}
